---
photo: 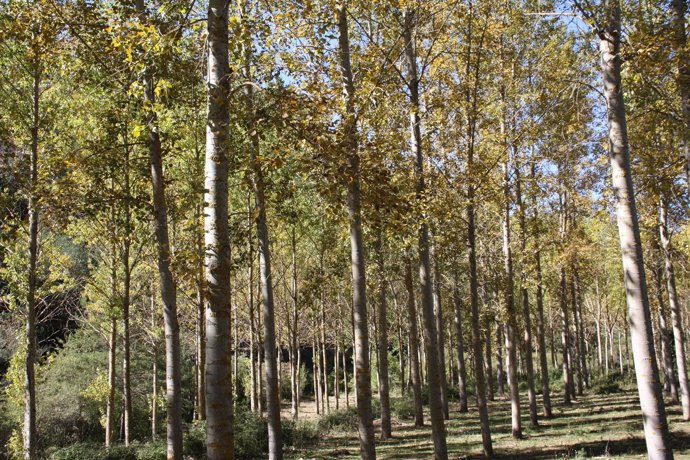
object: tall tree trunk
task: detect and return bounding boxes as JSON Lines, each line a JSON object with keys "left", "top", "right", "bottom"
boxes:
{"left": 321, "top": 300, "right": 329, "bottom": 414}
{"left": 196, "top": 282, "right": 206, "bottom": 420}
{"left": 670, "top": 0, "right": 690, "bottom": 185}
{"left": 574, "top": 273, "right": 588, "bottom": 388}
{"left": 134, "top": 2, "right": 183, "bottom": 457}
{"left": 240, "top": 7, "right": 282, "bottom": 454}
{"left": 196, "top": 198, "right": 206, "bottom": 421}
{"left": 659, "top": 196, "right": 690, "bottom": 420}
{"left": 593, "top": 0, "right": 673, "bottom": 454}
{"left": 495, "top": 321, "right": 505, "bottom": 397}
{"left": 404, "top": 254, "right": 424, "bottom": 427}
{"left": 570, "top": 277, "right": 583, "bottom": 396}
{"left": 336, "top": 3, "right": 376, "bottom": 457}
{"left": 344, "top": 345, "right": 350, "bottom": 408}
{"left": 431, "top": 244, "right": 449, "bottom": 420}
{"left": 204, "top": 0, "right": 234, "bottom": 456}
{"left": 515, "top": 162, "right": 538, "bottom": 427}
{"left": 106, "top": 316, "right": 117, "bottom": 447}
{"left": 484, "top": 314, "right": 494, "bottom": 402}
{"left": 559, "top": 266, "right": 573, "bottom": 405}
{"left": 23, "top": 60, "right": 40, "bottom": 460}
{"left": 152, "top": 336, "right": 158, "bottom": 441}
{"left": 653, "top": 255, "right": 678, "bottom": 401}
{"left": 499, "top": 76, "right": 522, "bottom": 437}
{"left": 335, "top": 341, "right": 340, "bottom": 410}
{"left": 403, "top": 10, "right": 447, "bottom": 458}
{"left": 375, "top": 225, "right": 392, "bottom": 439}
{"left": 531, "top": 163, "right": 551, "bottom": 418}
{"left": 122, "top": 143, "right": 133, "bottom": 445}
{"left": 290, "top": 228, "right": 299, "bottom": 419}
{"left": 249, "top": 221, "right": 258, "bottom": 413}
{"left": 451, "top": 275, "right": 468, "bottom": 413}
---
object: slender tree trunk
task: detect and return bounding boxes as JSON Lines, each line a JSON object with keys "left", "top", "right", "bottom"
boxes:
{"left": 106, "top": 316, "right": 117, "bottom": 447}
{"left": 121, "top": 142, "right": 133, "bottom": 445}
{"left": 404, "top": 254, "right": 424, "bottom": 427}
{"left": 531, "top": 163, "right": 551, "bottom": 417}
{"left": 152, "top": 337, "right": 158, "bottom": 442}
{"left": 559, "top": 266, "right": 572, "bottom": 405}
{"left": 343, "top": 346, "right": 350, "bottom": 408}
{"left": 654, "top": 256, "right": 678, "bottom": 401}
{"left": 134, "top": 1, "right": 183, "bottom": 456}
{"left": 515, "top": 162, "right": 538, "bottom": 427}
{"left": 484, "top": 315, "right": 494, "bottom": 402}
{"left": 375, "top": 224, "right": 392, "bottom": 438}
{"left": 659, "top": 196, "right": 690, "bottom": 420}
{"left": 196, "top": 197, "right": 206, "bottom": 421}
{"left": 573, "top": 269, "right": 584, "bottom": 388}
{"left": 499, "top": 76, "right": 522, "bottom": 436}
{"left": 335, "top": 342, "right": 340, "bottom": 410}
{"left": 670, "top": 0, "right": 690, "bottom": 185}
{"left": 431, "top": 244, "right": 449, "bottom": 420}
{"left": 431, "top": 248, "right": 450, "bottom": 420}
{"left": 290, "top": 229, "right": 299, "bottom": 419}
{"left": 451, "top": 275, "right": 468, "bottom": 413}
{"left": 321, "top": 304, "right": 329, "bottom": 414}
{"left": 204, "top": 0, "right": 234, "bottom": 456}
{"left": 570, "top": 277, "right": 583, "bottom": 396}
{"left": 495, "top": 322, "right": 505, "bottom": 397}
{"left": 336, "top": 3, "right": 376, "bottom": 457}
{"left": 403, "top": 10, "right": 447, "bottom": 457}
{"left": 22, "top": 62, "right": 40, "bottom": 460}
{"left": 592, "top": 0, "right": 673, "bottom": 454}
{"left": 239, "top": 8, "right": 282, "bottom": 453}
{"left": 196, "top": 282, "right": 206, "bottom": 420}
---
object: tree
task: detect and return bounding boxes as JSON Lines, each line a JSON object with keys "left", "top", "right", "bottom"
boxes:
{"left": 204, "top": 0, "right": 234, "bottom": 457}
{"left": 575, "top": 0, "right": 674, "bottom": 456}
{"left": 336, "top": 2, "right": 376, "bottom": 457}
{"left": 403, "top": 7, "right": 447, "bottom": 458}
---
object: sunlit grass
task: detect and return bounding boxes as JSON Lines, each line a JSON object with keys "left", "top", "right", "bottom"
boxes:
{"left": 286, "top": 390, "right": 690, "bottom": 459}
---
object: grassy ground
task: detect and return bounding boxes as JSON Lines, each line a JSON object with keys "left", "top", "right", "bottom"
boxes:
{"left": 286, "top": 391, "right": 690, "bottom": 459}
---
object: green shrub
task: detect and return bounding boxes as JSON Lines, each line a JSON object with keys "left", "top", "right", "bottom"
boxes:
{"left": 282, "top": 419, "right": 319, "bottom": 449}
{"left": 317, "top": 407, "right": 359, "bottom": 432}
{"left": 390, "top": 397, "right": 415, "bottom": 419}
{"left": 48, "top": 443, "right": 136, "bottom": 460}
{"left": 48, "top": 443, "right": 106, "bottom": 460}
{"left": 131, "top": 441, "right": 166, "bottom": 460}
{"left": 591, "top": 371, "right": 626, "bottom": 395}
{"left": 102, "top": 446, "right": 137, "bottom": 460}
{"left": 234, "top": 406, "right": 268, "bottom": 459}
{"left": 184, "top": 421, "right": 207, "bottom": 458}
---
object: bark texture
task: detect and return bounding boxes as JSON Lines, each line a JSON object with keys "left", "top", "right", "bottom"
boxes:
{"left": 204, "top": 0, "right": 234, "bottom": 457}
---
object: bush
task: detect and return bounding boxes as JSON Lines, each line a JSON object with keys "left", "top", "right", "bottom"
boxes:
{"left": 184, "top": 421, "right": 207, "bottom": 458}
{"left": 591, "top": 371, "right": 626, "bottom": 395}
{"left": 174, "top": 408, "right": 270, "bottom": 459}
{"left": 48, "top": 443, "right": 136, "bottom": 460}
{"left": 234, "top": 406, "right": 268, "bottom": 459}
{"left": 390, "top": 397, "right": 415, "bottom": 419}
{"left": 282, "top": 420, "right": 319, "bottom": 449}
{"left": 131, "top": 442, "right": 166, "bottom": 460}
{"left": 317, "top": 407, "right": 359, "bottom": 432}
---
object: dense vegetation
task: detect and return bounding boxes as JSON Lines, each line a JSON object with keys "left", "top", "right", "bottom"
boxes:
{"left": 1, "top": 0, "right": 690, "bottom": 459}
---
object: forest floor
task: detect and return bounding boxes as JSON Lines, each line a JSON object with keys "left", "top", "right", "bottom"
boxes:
{"left": 285, "top": 390, "right": 690, "bottom": 459}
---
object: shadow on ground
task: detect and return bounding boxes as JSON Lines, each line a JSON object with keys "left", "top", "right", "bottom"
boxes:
{"left": 287, "top": 389, "right": 690, "bottom": 459}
